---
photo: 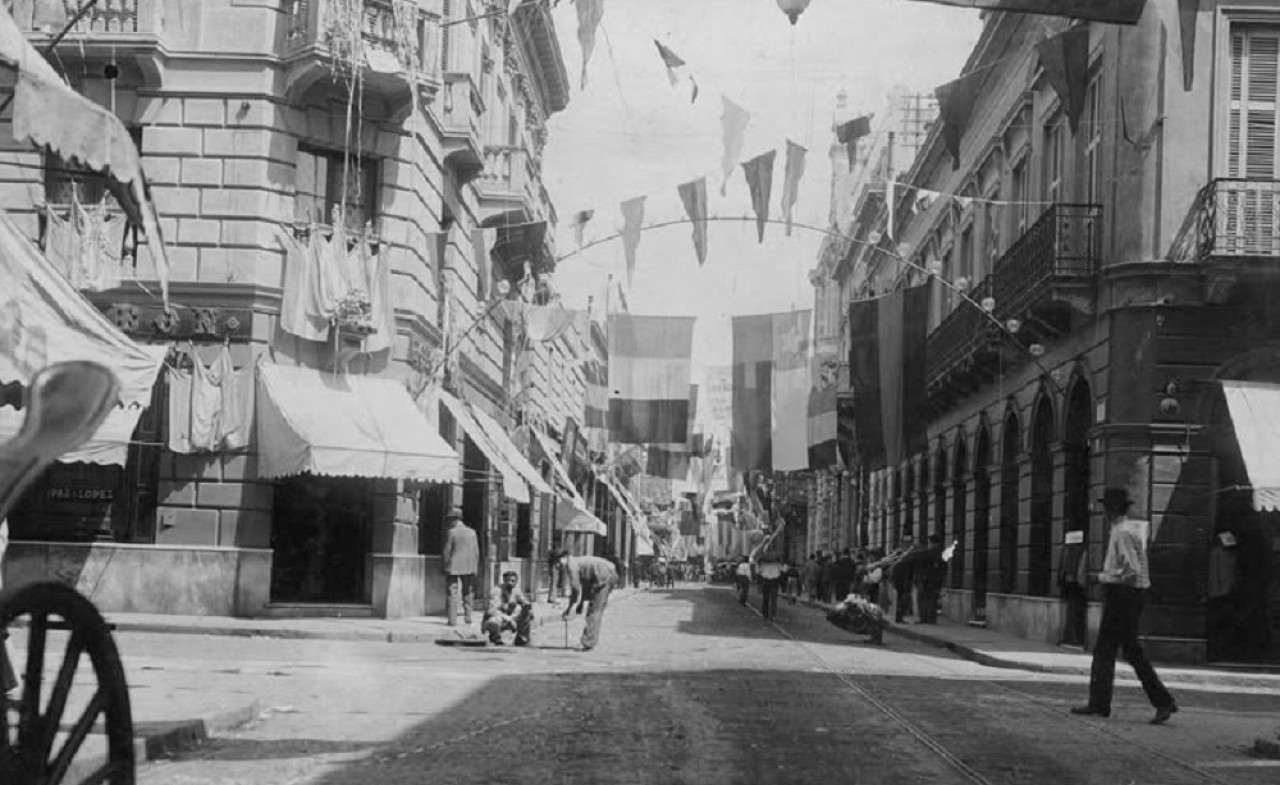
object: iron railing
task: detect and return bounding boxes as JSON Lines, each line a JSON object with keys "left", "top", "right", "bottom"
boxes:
{"left": 1168, "top": 178, "right": 1280, "bottom": 261}
{"left": 10, "top": 0, "right": 154, "bottom": 34}
{"left": 286, "top": 0, "right": 433, "bottom": 75}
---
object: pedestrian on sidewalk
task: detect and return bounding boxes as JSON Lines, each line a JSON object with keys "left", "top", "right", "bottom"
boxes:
{"left": 442, "top": 507, "right": 479, "bottom": 627}
{"left": 756, "top": 552, "right": 784, "bottom": 620}
{"left": 1072, "top": 488, "right": 1178, "bottom": 725}
{"left": 803, "top": 553, "right": 819, "bottom": 601}
{"left": 549, "top": 549, "right": 617, "bottom": 651}
{"left": 734, "top": 557, "right": 753, "bottom": 605}
{"left": 916, "top": 536, "right": 947, "bottom": 624}
{"left": 892, "top": 536, "right": 920, "bottom": 623}
{"left": 482, "top": 571, "right": 534, "bottom": 646}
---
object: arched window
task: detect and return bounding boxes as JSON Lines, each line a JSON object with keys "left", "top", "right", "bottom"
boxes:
{"left": 934, "top": 444, "right": 948, "bottom": 542}
{"left": 1064, "top": 379, "right": 1092, "bottom": 537}
{"left": 999, "top": 409, "right": 1021, "bottom": 595}
{"left": 973, "top": 425, "right": 992, "bottom": 613}
{"left": 918, "top": 457, "right": 930, "bottom": 542}
{"left": 951, "top": 435, "right": 969, "bottom": 590}
{"left": 1029, "top": 396, "right": 1055, "bottom": 596}
{"left": 904, "top": 464, "right": 917, "bottom": 543}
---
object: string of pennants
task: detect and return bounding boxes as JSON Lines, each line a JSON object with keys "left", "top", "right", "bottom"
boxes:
{"left": 562, "top": 0, "right": 1196, "bottom": 283}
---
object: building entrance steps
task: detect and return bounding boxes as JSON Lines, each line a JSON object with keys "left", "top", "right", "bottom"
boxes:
{"left": 783, "top": 590, "right": 1280, "bottom": 693}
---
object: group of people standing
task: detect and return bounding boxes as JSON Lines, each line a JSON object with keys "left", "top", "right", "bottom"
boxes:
{"left": 785, "top": 538, "right": 949, "bottom": 624}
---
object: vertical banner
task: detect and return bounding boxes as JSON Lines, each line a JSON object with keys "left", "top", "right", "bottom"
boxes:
{"left": 607, "top": 314, "right": 696, "bottom": 444}
{"left": 731, "top": 315, "right": 774, "bottom": 472}
{"left": 771, "top": 310, "right": 811, "bottom": 470}
{"left": 807, "top": 352, "right": 839, "bottom": 469}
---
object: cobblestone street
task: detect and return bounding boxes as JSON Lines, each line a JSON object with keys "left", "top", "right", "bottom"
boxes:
{"left": 129, "top": 587, "right": 1280, "bottom": 785}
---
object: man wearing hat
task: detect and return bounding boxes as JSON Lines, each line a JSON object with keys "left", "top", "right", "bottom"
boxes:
{"left": 1072, "top": 488, "right": 1178, "bottom": 725}
{"left": 548, "top": 549, "right": 617, "bottom": 651}
{"left": 442, "top": 507, "right": 479, "bottom": 627}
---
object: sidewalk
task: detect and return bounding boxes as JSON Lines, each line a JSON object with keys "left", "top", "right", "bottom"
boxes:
{"left": 789, "top": 593, "right": 1280, "bottom": 693}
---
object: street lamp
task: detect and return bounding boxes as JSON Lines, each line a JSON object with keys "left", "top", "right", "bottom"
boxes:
{"left": 776, "top": 0, "right": 812, "bottom": 25}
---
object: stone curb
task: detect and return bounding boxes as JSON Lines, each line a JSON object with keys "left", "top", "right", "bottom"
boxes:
{"left": 790, "top": 594, "right": 1280, "bottom": 691}
{"left": 62, "top": 699, "right": 263, "bottom": 781}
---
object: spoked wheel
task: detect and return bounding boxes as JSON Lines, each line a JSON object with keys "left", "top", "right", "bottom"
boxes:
{"left": 0, "top": 582, "right": 134, "bottom": 785}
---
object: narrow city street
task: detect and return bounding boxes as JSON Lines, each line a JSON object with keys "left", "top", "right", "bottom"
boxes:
{"left": 126, "top": 587, "right": 1280, "bottom": 785}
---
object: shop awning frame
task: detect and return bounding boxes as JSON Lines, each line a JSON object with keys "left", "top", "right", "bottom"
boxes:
{"left": 0, "top": 402, "right": 147, "bottom": 466}
{"left": 436, "top": 390, "right": 529, "bottom": 503}
{"left": 256, "top": 364, "right": 460, "bottom": 483}
{"left": 555, "top": 497, "right": 608, "bottom": 536}
{"left": 1220, "top": 380, "right": 1280, "bottom": 511}
{"left": 467, "top": 401, "right": 554, "bottom": 497}
{"left": 529, "top": 426, "right": 586, "bottom": 506}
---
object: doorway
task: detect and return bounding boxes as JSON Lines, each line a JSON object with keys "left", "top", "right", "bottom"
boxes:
{"left": 270, "top": 476, "right": 373, "bottom": 603}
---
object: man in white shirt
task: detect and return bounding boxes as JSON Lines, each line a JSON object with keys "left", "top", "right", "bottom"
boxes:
{"left": 755, "top": 552, "right": 785, "bottom": 620}
{"left": 1072, "top": 488, "right": 1177, "bottom": 725}
{"left": 734, "top": 558, "right": 753, "bottom": 606}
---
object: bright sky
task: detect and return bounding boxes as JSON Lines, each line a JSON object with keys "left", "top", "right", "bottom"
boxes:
{"left": 539, "top": 0, "right": 981, "bottom": 369}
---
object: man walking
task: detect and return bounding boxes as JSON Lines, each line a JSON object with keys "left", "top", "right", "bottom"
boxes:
{"left": 549, "top": 549, "right": 618, "bottom": 651}
{"left": 1072, "top": 488, "right": 1178, "bottom": 725}
{"left": 442, "top": 507, "right": 479, "bottom": 627}
{"left": 755, "top": 551, "right": 785, "bottom": 620}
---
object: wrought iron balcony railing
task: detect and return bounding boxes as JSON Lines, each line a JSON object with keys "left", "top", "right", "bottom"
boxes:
{"left": 1169, "top": 178, "right": 1280, "bottom": 262}
{"left": 926, "top": 203, "right": 1101, "bottom": 404}
{"left": 10, "top": 0, "right": 159, "bottom": 35}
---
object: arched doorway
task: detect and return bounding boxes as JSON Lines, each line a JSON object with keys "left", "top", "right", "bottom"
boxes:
{"left": 974, "top": 425, "right": 992, "bottom": 615}
{"left": 952, "top": 435, "right": 969, "bottom": 590}
{"left": 904, "top": 464, "right": 916, "bottom": 543}
{"left": 934, "top": 444, "right": 948, "bottom": 542}
{"left": 1029, "top": 396, "right": 1055, "bottom": 596}
{"left": 1000, "top": 409, "right": 1021, "bottom": 595}
{"left": 919, "top": 457, "right": 931, "bottom": 541}
{"left": 1061, "top": 377, "right": 1093, "bottom": 647}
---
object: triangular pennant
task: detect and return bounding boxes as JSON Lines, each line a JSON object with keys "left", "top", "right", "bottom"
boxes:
{"left": 677, "top": 178, "right": 709, "bottom": 265}
{"left": 720, "top": 97, "right": 751, "bottom": 196}
{"left": 935, "top": 70, "right": 986, "bottom": 170}
{"left": 835, "top": 115, "right": 873, "bottom": 172}
{"left": 741, "top": 150, "right": 776, "bottom": 244}
{"left": 620, "top": 196, "right": 645, "bottom": 284}
{"left": 1035, "top": 27, "right": 1089, "bottom": 135}
{"left": 689, "top": 75, "right": 699, "bottom": 104}
{"left": 781, "top": 140, "right": 807, "bottom": 236}
{"left": 570, "top": 209, "right": 594, "bottom": 251}
{"left": 1178, "top": 0, "right": 1198, "bottom": 91}
{"left": 576, "top": 0, "right": 605, "bottom": 90}
{"left": 654, "top": 40, "right": 685, "bottom": 85}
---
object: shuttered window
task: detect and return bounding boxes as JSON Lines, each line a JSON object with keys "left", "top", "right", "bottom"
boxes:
{"left": 1228, "top": 27, "right": 1280, "bottom": 179}
{"left": 1085, "top": 77, "right": 1103, "bottom": 204}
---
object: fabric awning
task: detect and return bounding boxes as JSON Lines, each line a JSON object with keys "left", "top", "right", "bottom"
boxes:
{"left": 555, "top": 497, "right": 608, "bottom": 536}
{"left": 529, "top": 427, "right": 584, "bottom": 505}
{"left": 436, "top": 391, "right": 529, "bottom": 503}
{"left": 467, "top": 402, "right": 554, "bottom": 497}
{"left": 0, "top": 209, "right": 168, "bottom": 406}
{"left": 1220, "top": 380, "right": 1280, "bottom": 511}
{"left": 0, "top": 403, "right": 146, "bottom": 466}
{"left": 256, "top": 364, "right": 460, "bottom": 482}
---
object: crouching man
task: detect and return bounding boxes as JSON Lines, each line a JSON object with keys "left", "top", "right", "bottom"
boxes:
{"left": 482, "top": 571, "right": 534, "bottom": 646}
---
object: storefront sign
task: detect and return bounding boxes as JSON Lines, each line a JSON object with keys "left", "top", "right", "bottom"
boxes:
{"left": 45, "top": 486, "right": 115, "bottom": 502}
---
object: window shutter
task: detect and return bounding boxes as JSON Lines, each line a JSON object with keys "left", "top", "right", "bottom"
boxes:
{"left": 1229, "top": 28, "right": 1280, "bottom": 179}
{"left": 440, "top": 0, "right": 452, "bottom": 72}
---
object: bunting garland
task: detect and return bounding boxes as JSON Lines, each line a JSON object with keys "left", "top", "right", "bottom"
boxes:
{"left": 677, "top": 178, "right": 709, "bottom": 265}
{"left": 719, "top": 97, "right": 751, "bottom": 196}
{"left": 576, "top": 0, "right": 605, "bottom": 89}
{"left": 835, "top": 115, "right": 873, "bottom": 171}
{"left": 741, "top": 150, "right": 776, "bottom": 244}
{"left": 620, "top": 196, "right": 645, "bottom": 284}
{"left": 654, "top": 40, "right": 699, "bottom": 103}
{"left": 780, "top": 141, "right": 807, "bottom": 237}
{"left": 569, "top": 209, "right": 594, "bottom": 251}
{"left": 1178, "top": 0, "right": 1198, "bottom": 91}
{"left": 935, "top": 69, "right": 987, "bottom": 170}
{"left": 1035, "top": 27, "right": 1089, "bottom": 135}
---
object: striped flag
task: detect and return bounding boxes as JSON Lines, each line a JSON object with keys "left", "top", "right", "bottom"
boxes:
{"left": 903, "top": 0, "right": 1145, "bottom": 24}
{"left": 646, "top": 384, "right": 699, "bottom": 480}
{"left": 607, "top": 314, "right": 696, "bottom": 444}
{"left": 849, "top": 283, "right": 932, "bottom": 470}
{"left": 807, "top": 352, "right": 839, "bottom": 469}
{"left": 582, "top": 358, "right": 609, "bottom": 452}
{"left": 731, "top": 310, "right": 812, "bottom": 471}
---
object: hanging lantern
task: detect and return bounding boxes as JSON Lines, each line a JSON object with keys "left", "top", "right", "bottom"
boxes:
{"left": 1005, "top": 318, "right": 1021, "bottom": 334}
{"left": 955, "top": 276, "right": 970, "bottom": 292}
{"left": 981, "top": 296, "right": 996, "bottom": 312}
{"left": 1029, "top": 343, "right": 1046, "bottom": 357}
{"left": 927, "top": 259, "right": 943, "bottom": 277}
{"left": 776, "top": 0, "right": 812, "bottom": 25}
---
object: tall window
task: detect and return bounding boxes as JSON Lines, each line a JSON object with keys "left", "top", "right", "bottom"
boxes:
{"left": 1043, "top": 115, "right": 1067, "bottom": 203}
{"left": 296, "top": 146, "right": 380, "bottom": 233}
{"left": 982, "top": 194, "right": 1001, "bottom": 278}
{"left": 1085, "top": 76, "right": 1103, "bottom": 204}
{"left": 1011, "top": 156, "right": 1031, "bottom": 235}
{"left": 960, "top": 223, "right": 975, "bottom": 290}
{"left": 1228, "top": 27, "right": 1280, "bottom": 178}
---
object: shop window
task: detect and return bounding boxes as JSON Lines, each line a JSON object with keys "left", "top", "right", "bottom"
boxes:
{"left": 515, "top": 501, "right": 532, "bottom": 558}
{"left": 418, "top": 481, "right": 450, "bottom": 556}
{"left": 271, "top": 476, "right": 373, "bottom": 603}
{"left": 295, "top": 145, "right": 380, "bottom": 234}
{"left": 1010, "top": 154, "right": 1031, "bottom": 236}
{"left": 1043, "top": 114, "right": 1067, "bottom": 204}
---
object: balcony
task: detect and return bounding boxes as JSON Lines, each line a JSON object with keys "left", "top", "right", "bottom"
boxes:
{"left": 283, "top": 0, "right": 440, "bottom": 121}
{"left": 927, "top": 204, "right": 1101, "bottom": 412}
{"left": 1168, "top": 178, "right": 1280, "bottom": 303}
{"left": 438, "top": 72, "right": 485, "bottom": 183}
{"left": 476, "top": 145, "right": 538, "bottom": 219}
{"left": 9, "top": 0, "right": 166, "bottom": 84}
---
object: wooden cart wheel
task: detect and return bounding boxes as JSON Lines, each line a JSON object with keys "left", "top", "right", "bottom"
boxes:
{"left": 0, "top": 582, "right": 134, "bottom": 785}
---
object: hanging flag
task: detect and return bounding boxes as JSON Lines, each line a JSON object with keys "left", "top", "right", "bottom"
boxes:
{"left": 583, "top": 357, "right": 609, "bottom": 453}
{"left": 569, "top": 209, "right": 594, "bottom": 251}
{"left": 848, "top": 283, "right": 932, "bottom": 470}
{"left": 741, "top": 150, "right": 776, "bottom": 244}
{"left": 781, "top": 140, "right": 807, "bottom": 236}
{"left": 771, "top": 310, "right": 812, "bottom": 471}
{"left": 471, "top": 227, "right": 495, "bottom": 300}
{"left": 720, "top": 97, "right": 751, "bottom": 196}
{"left": 646, "top": 385, "right": 699, "bottom": 480}
{"left": 620, "top": 196, "right": 645, "bottom": 285}
{"left": 491, "top": 220, "right": 548, "bottom": 283}
{"left": 654, "top": 40, "right": 699, "bottom": 103}
{"left": 676, "top": 178, "right": 709, "bottom": 266}
{"left": 807, "top": 352, "right": 839, "bottom": 469}
{"left": 936, "top": 69, "right": 987, "bottom": 170}
{"left": 902, "top": 0, "right": 1145, "bottom": 24}
{"left": 835, "top": 114, "right": 873, "bottom": 172}
{"left": 731, "top": 311, "right": 812, "bottom": 472}
{"left": 1036, "top": 27, "right": 1090, "bottom": 135}
{"left": 576, "top": 0, "right": 605, "bottom": 89}
{"left": 608, "top": 314, "right": 696, "bottom": 444}
{"left": 1178, "top": 0, "right": 1198, "bottom": 91}
{"left": 886, "top": 180, "right": 897, "bottom": 241}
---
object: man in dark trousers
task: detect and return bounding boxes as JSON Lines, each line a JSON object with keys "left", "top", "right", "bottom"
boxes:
{"left": 1072, "top": 488, "right": 1178, "bottom": 725}
{"left": 442, "top": 507, "right": 479, "bottom": 627}
{"left": 549, "top": 549, "right": 618, "bottom": 651}
{"left": 916, "top": 536, "right": 947, "bottom": 624}
{"left": 892, "top": 535, "right": 919, "bottom": 623}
